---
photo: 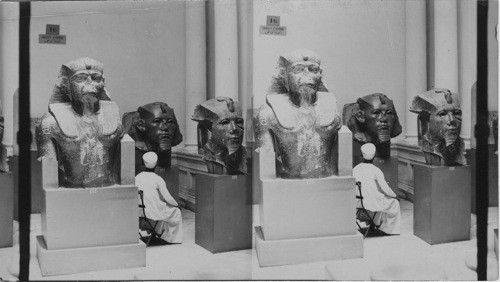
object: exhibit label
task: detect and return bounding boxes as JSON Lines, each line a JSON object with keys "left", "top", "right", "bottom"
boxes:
{"left": 39, "top": 24, "right": 66, "bottom": 44}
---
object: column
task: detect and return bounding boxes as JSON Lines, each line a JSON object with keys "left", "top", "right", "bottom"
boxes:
{"left": 404, "top": 0, "right": 427, "bottom": 144}
{"left": 457, "top": 0, "right": 477, "bottom": 148}
{"left": 210, "top": 0, "right": 239, "bottom": 101}
{"left": 0, "top": 3, "right": 19, "bottom": 156}
{"left": 431, "top": 0, "right": 459, "bottom": 92}
{"left": 237, "top": 0, "right": 252, "bottom": 146}
{"left": 185, "top": 0, "right": 207, "bottom": 148}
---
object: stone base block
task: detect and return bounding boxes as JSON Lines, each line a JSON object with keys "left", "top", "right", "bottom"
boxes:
{"left": 156, "top": 166, "right": 180, "bottom": 204}
{"left": 42, "top": 185, "right": 139, "bottom": 250}
{"left": 0, "top": 173, "right": 14, "bottom": 248}
{"left": 36, "top": 235, "right": 145, "bottom": 276}
{"left": 495, "top": 229, "right": 498, "bottom": 260}
{"left": 414, "top": 164, "right": 471, "bottom": 245}
{"left": 255, "top": 226, "right": 363, "bottom": 267}
{"left": 195, "top": 173, "right": 252, "bottom": 253}
{"left": 12, "top": 153, "right": 44, "bottom": 220}
{"left": 467, "top": 146, "right": 498, "bottom": 213}
{"left": 260, "top": 176, "right": 356, "bottom": 241}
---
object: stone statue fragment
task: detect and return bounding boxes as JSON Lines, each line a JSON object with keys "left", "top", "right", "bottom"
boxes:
{"left": 254, "top": 49, "right": 342, "bottom": 179}
{"left": 36, "top": 57, "right": 124, "bottom": 187}
{"left": 343, "top": 93, "right": 402, "bottom": 157}
{"left": 192, "top": 97, "right": 246, "bottom": 175}
{"left": 123, "top": 102, "right": 183, "bottom": 168}
{"left": 409, "top": 88, "right": 465, "bottom": 166}
{"left": 0, "top": 99, "right": 7, "bottom": 172}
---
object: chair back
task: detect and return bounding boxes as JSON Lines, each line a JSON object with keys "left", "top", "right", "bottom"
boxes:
{"left": 139, "top": 190, "right": 147, "bottom": 218}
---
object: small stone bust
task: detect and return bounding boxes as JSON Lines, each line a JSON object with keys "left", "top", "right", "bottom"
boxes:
{"left": 36, "top": 57, "right": 124, "bottom": 187}
{"left": 343, "top": 93, "right": 402, "bottom": 157}
{"left": 410, "top": 88, "right": 465, "bottom": 166}
{"left": 192, "top": 97, "right": 246, "bottom": 175}
{"left": 123, "top": 102, "right": 183, "bottom": 168}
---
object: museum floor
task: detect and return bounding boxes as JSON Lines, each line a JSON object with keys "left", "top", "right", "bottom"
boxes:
{"left": 0, "top": 199, "right": 498, "bottom": 280}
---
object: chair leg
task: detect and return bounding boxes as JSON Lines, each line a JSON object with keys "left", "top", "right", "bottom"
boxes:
{"left": 364, "top": 223, "right": 372, "bottom": 238}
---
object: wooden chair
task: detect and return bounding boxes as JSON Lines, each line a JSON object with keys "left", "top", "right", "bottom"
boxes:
{"left": 139, "top": 190, "right": 165, "bottom": 246}
{"left": 355, "top": 181, "right": 385, "bottom": 238}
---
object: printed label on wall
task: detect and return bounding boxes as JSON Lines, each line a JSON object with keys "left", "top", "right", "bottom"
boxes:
{"left": 260, "top": 15, "right": 286, "bottom": 36}
{"left": 40, "top": 24, "right": 66, "bottom": 44}
{"left": 39, "top": 34, "right": 66, "bottom": 44}
{"left": 260, "top": 26, "right": 286, "bottom": 36}
{"left": 266, "top": 16, "right": 280, "bottom": 26}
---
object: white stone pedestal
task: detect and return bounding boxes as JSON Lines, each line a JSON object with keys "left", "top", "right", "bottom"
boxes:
{"left": 37, "top": 185, "right": 146, "bottom": 276}
{"left": 255, "top": 176, "right": 363, "bottom": 267}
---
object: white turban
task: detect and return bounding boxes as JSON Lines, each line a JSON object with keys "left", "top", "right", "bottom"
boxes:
{"left": 361, "top": 143, "right": 376, "bottom": 160}
{"left": 142, "top": 151, "right": 158, "bottom": 169}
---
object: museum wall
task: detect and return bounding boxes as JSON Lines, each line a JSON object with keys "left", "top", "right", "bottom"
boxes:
{"left": 251, "top": 0, "right": 407, "bottom": 140}
{"left": 29, "top": 1, "right": 187, "bottom": 141}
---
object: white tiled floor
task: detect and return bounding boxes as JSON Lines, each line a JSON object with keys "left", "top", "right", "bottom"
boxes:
{"left": 0, "top": 200, "right": 498, "bottom": 280}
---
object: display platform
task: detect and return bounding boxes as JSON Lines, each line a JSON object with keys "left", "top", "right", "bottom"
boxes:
{"left": 256, "top": 226, "right": 362, "bottom": 267}
{"left": 41, "top": 185, "right": 139, "bottom": 249}
{"left": 37, "top": 235, "right": 145, "bottom": 276}
{"left": 0, "top": 172, "right": 14, "bottom": 248}
{"left": 195, "top": 173, "right": 252, "bottom": 253}
{"left": 255, "top": 175, "right": 363, "bottom": 266}
{"left": 413, "top": 164, "right": 471, "bottom": 245}
{"left": 466, "top": 146, "right": 498, "bottom": 213}
{"left": 495, "top": 229, "right": 498, "bottom": 260}
{"left": 156, "top": 166, "right": 180, "bottom": 204}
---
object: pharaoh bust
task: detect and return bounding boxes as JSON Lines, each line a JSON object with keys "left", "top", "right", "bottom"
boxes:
{"left": 192, "top": 97, "right": 246, "bottom": 175}
{"left": 410, "top": 88, "right": 465, "bottom": 166}
{"left": 36, "top": 57, "right": 124, "bottom": 187}
{"left": 343, "top": 93, "right": 402, "bottom": 157}
{"left": 254, "top": 49, "right": 342, "bottom": 179}
{"left": 123, "top": 102, "right": 183, "bottom": 168}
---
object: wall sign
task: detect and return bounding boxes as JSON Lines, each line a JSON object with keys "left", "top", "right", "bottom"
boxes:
{"left": 39, "top": 24, "right": 66, "bottom": 44}
{"left": 260, "top": 15, "right": 286, "bottom": 36}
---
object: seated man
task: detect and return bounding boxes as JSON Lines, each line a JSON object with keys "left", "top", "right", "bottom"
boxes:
{"left": 136, "top": 152, "right": 182, "bottom": 243}
{"left": 352, "top": 143, "right": 401, "bottom": 235}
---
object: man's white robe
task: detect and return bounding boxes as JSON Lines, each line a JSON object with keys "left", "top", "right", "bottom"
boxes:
{"left": 136, "top": 171, "right": 182, "bottom": 243}
{"left": 353, "top": 162, "right": 401, "bottom": 234}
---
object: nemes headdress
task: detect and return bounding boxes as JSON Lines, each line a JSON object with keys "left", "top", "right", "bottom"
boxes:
{"left": 49, "top": 57, "right": 111, "bottom": 105}
{"left": 409, "top": 88, "right": 460, "bottom": 115}
{"left": 192, "top": 97, "right": 242, "bottom": 127}
{"left": 268, "top": 48, "right": 328, "bottom": 95}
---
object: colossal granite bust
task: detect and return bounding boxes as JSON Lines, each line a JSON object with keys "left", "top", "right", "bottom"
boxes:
{"left": 410, "top": 88, "right": 465, "bottom": 166}
{"left": 36, "top": 57, "right": 124, "bottom": 187}
{"left": 254, "top": 49, "right": 342, "bottom": 179}
{"left": 123, "top": 102, "right": 183, "bottom": 168}
{"left": 343, "top": 93, "right": 402, "bottom": 157}
{"left": 192, "top": 97, "right": 246, "bottom": 175}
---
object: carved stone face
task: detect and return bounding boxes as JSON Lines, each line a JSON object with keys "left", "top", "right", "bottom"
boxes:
{"left": 142, "top": 107, "right": 177, "bottom": 152}
{"left": 360, "top": 100, "right": 397, "bottom": 143}
{"left": 428, "top": 104, "right": 462, "bottom": 146}
{"left": 287, "top": 61, "right": 322, "bottom": 103}
{"left": 211, "top": 113, "right": 244, "bottom": 155}
{"left": 69, "top": 69, "right": 105, "bottom": 112}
